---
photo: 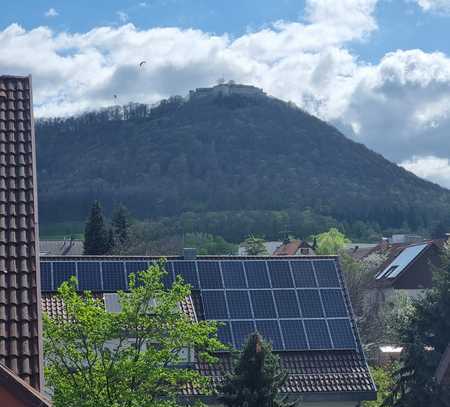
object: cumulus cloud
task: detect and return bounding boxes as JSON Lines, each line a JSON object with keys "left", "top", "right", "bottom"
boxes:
{"left": 415, "top": 0, "right": 450, "bottom": 14}
{"left": 44, "top": 8, "right": 59, "bottom": 18}
{"left": 342, "top": 49, "right": 450, "bottom": 162}
{"left": 0, "top": 0, "right": 377, "bottom": 117}
{"left": 2, "top": 0, "right": 450, "bottom": 187}
{"left": 400, "top": 156, "right": 450, "bottom": 188}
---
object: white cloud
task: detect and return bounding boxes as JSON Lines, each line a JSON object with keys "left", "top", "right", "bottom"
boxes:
{"left": 117, "top": 11, "right": 129, "bottom": 23}
{"left": 400, "top": 156, "right": 450, "bottom": 187}
{"left": 415, "top": 0, "right": 450, "bottom": 14}
{"left": 0, "top": 0, "right": 377, "bottom": 117}
{"left": 44, "top": 8, "right": 59, "bottom": 18}
{"left": 341, "top": 49, "right": 450, "bottom": 162}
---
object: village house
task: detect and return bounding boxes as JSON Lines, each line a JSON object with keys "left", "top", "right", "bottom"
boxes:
{"left": 373, "top": 240, "right": 442, "bottom": 300}
{"left": 40, "top": 253, "right": 376, "bottom": 406}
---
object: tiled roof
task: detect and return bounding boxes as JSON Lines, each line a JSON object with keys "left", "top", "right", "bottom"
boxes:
{"left": 0, "top": 76, "right": 43, "bottom": 390}
{"left": 195, "top": 351, "right": 375, "bottom": 398}
{"left": 42, "top": 293, "right": 197, "bottom": 322}
{"left": 179, "top": 295, "right": 197, "bottom": 322}
{"left": 273, "top": 240, "right": 313, "bottom": 256}
{"left": 40, "top": 239, "right": 83, "bottom": 256}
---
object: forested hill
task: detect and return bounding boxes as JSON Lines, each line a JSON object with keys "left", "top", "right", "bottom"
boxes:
{"left": 35, "top": 85, "right": 450, "bottom": 240}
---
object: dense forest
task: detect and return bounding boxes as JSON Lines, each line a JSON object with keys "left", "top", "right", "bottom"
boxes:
{"left": 35, "top": 86, "right": 450, "bottom": 242}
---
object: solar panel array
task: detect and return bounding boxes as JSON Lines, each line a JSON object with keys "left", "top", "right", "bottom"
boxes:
{"left": 41, "top": 258, "right": 357, "bottom": 352}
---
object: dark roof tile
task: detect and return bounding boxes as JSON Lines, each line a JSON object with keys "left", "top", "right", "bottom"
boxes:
{"left": 0, "top": 75, "right": 43, "bottom": 390}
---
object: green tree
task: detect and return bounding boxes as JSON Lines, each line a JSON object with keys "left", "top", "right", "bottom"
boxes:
{"left": 385, "top": 247, "right": 450, "bottom": 407}
{"left": 314, "top": 228, "right": 350, "bottom": 255}
{"left": 243, "top": 234, "right": 268, "bottom": 256}
{"left": 184, "top": 233, "right": 237, "bottom": 255}
{"left": 44, "top": 261, "right": 225, "bottom": 407}
{"left": 363, "top": 365, "right": 396, "bottom": 407}
{"left": 112, "top": 204, "right": 131, "bottom": 246}
{"left": 83, "top": 201, "right": 110, "bottom": 255}
{"left": 218, "top": 333, "right": 295, "bottom": 407}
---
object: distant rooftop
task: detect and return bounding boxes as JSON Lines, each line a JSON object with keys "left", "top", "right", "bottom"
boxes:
{"left": 40, "top": 238, "right": 83, "bottom": 256}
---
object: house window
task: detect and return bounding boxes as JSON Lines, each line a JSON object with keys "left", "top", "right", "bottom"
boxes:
{"left": 300, "top": 248, "right": 309, "bottom": 255}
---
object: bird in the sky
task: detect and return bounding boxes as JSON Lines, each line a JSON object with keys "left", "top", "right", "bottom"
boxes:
{"left": 139, "top": 61, "right": 147, "bottom": 67}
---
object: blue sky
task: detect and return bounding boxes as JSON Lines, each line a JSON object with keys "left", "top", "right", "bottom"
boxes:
{"left": 2, "top": 0, "right": 450, "bottom": 187}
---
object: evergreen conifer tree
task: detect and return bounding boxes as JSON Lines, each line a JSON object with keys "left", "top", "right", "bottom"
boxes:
{"left": 218, "top": 332, "right": 296, "bottom": 407}
{"left": 83, "top": 201, "right": 110, "bottom": 255}
{"left": 107, "top": 228, "right": 115, "bottom": 253}
{"left": 111, "top": 204, "right": 130, "bottom": 246}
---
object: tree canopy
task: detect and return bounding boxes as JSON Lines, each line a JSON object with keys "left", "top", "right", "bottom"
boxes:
{"left": 111, "top": 204, "right": 131, "bottom": 247}
{"left": 314, "top": 228, "right": 350, "bottom": 255}
{"left": 44, "top": 261, "right": 225, "bottom": 407}
{"left": 36, "top": 92, "right": 450, "bottom": 241}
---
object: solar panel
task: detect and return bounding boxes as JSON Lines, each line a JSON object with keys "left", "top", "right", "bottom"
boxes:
{"left": 102, "top": 262, "right": 126, "bottom": 291}
{"left": 313, "top": 260, "right": 340, "bottom": 287}
{"left": 226, "top": 291, "right": 253, "bottom": 319}
{"left": 321, "top": 289, "right": 347, "bottom": 317}
{"left": 197, "top": 261, "right": 223, "bottom": 289}
{"left": 244, "top": 261, "right": 270, "bottom": 288}
{"left": 280, "top": 320, "right": 308, "bottom": 350}
{"left": 290, "top": 260, "right": 316, "bottom": 287}
{"left": 77, "top": 262, "right": 102, "bottom": 291}
{"left": 41, "top": 257, "right": 360, "bottom": 352}
{"left": 250, "top": 291, "right": 277, "bottom": 318}
{"left": 256, "top": 320, "right": 283, "bottom": 350}
{"left": 231, "top": 320, "right": 255, "bottom": 349}
{"left": 160, "top": 261, "right": 174, "bottom": 288}
{"left": 125, "top": 261, "right": 149, "bottom": 287}
{"left": 267, "top": 261, "right": 294, "bottom": 288}
{"left": 328, "top": 319, "right": 356, "bottom": 349}
{"left": 217, "top": 321, "right": 233, "bottom": 347}
{"left": 40, "top": 262, "right": 52, "bottom": 291}
{"left": 53, "top": 261, "right": 76, "bottom": 289}
{"left": 221, "top": 261, "right": 247, "bottom": 288}
{"left": 173, "top": 261, "right": 199, "bottom": 288}
{"left": 202, "top": 291, "right": 228, "bottom": 319}
{"left": 274, "top": 290, "right": 300, "bottom": 318}
{"left": 304, "top": 319, "right": 332, "bottom": 349}
{"left": 297, "top": 289, "right": 324, "bottom": 318}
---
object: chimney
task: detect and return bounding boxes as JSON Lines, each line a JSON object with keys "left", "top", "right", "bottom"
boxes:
{"left": 183, "top": 248, "right": 197, "bottom": 260}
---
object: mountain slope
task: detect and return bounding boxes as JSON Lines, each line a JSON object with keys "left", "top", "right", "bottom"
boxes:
{"left": 35, "top": 85, "right": 450, "bottom": 237}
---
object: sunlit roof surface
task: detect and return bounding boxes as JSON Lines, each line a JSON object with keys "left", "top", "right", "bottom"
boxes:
{"left": 376, "top": 243, "right": 429, "bottom": 280}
